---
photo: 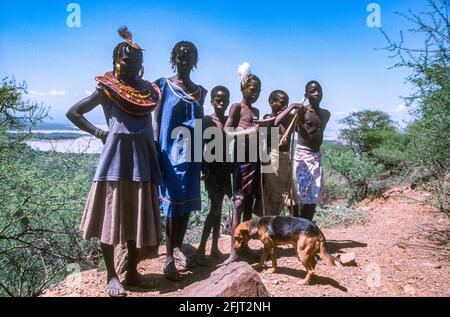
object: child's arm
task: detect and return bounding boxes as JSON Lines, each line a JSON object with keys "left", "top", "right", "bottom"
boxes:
{"left": 274, "top": 103, "right": 303, "bottom": 127}
{"left": 224, "top": 104, "right": 258, "bottom": 137}
{"left": 225, "top": 126, "right": 258, "bottom": 137}
{"left": 66, "top": 89, "right": 108, "bottom": 144}
{"left": 321, "top": 108, "right": 332, "bottom": 128}
{"left": 152, "top": 101, "right": 162, "bottom": 143}
{"left": 254, "top": 117, "right": 276, "bottom": 127}
{"left": 253, "top": 107, "right": 260, "bottom": 120}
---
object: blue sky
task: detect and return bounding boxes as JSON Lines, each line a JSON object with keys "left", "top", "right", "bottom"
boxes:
{"left": 1, "top": 0, "right": 429, "bottom": 136}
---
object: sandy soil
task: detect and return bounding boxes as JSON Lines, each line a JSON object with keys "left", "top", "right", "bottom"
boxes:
{"left": 41, "top": 186, "right": 450, "bottom": 297}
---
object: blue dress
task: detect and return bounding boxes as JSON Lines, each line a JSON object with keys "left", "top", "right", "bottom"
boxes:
{"left": 155, "top": 78, "right": 207, "bottom": 218}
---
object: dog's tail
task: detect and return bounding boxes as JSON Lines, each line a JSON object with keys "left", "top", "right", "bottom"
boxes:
{"left": 318, "top": 232, "right": 342, "bottom": 267}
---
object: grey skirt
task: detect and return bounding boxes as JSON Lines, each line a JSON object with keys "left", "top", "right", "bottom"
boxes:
{"left": 80, "top": 181, "right": 161, "bottom": 249}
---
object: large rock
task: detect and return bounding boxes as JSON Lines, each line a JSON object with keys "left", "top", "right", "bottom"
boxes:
{"left": 183, "top": 262, "right": 270, "bottom": 297}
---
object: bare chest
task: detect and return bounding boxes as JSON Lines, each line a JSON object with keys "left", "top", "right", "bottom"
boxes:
{"left": 302, "top": 108, "right": 323, "bottom": 130}
{"left": 238, "top": 108, "right": 257, "bottom": 129}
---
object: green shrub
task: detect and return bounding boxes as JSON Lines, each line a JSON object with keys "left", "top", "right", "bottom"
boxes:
{"left": 324, "top": 146, "right": 384, "bottom": 202}
{"left": 383, "top": 0, "right": 449, "bottom": 213}
{"left": 0, "top": 77, "right": 100, "bottom": 297}
{"left": 315, "top": 205, "right": 368, "bottom": 228}
{"left": 0, "top": 147, "right": 100, "bottom": 297}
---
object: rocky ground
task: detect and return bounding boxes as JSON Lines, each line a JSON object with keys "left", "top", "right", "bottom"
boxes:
{"left": 41, "top": 186, "right": 450, "bottom": 297}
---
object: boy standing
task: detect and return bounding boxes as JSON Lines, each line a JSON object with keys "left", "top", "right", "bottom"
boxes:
{"left": 275, "top": 81, "right": 331, "bottom": 220}
{"left": 195, "top": 86, "right": 233, "bottom": 266}
{"left": 223, "top": 64, "right": 262, "bottom": 264}
{"left": 261, "top": 90, "right": 299, "bottom": 216}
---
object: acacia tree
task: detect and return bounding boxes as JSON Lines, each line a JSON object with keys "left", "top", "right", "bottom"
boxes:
{"left": 339, "top": 110, "right": 410, "bottom": 171}
{"left": 0, "top": 78, "right": 99, "bottom": 296}
{"left": 339, "top": 110, "right": 397, "bottom": 157}
{"left": 0, "top": 78, "right": 47, "bottom": 149}
{"left": 383, "top": 0, "right": 449, "bottom": 213}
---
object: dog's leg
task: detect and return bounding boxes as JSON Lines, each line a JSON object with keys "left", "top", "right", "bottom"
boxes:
{"left": 298, "top": 245, "right": 315, "bottom": 285}
{"left": 268, "top": 247, "right": 278, "bottom": 273}
{"left": 302, "top": 255, "right": 316, "bottom": 285}
{"left": 256, "top": 245, "right": 269, "bottom": 270}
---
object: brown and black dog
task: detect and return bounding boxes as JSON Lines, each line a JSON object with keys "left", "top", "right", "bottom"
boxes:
{"left": 234, "top": 216, "right": 341, "bottom": 285}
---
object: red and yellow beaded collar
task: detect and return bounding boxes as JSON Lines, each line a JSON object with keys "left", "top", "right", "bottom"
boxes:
{"left": 96, "top": 72, "right": 161, "bottom": 116}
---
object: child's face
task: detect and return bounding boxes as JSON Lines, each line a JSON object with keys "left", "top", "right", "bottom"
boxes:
{"left": 211, "top": 90, "right": 230, "bottom": 115}
{"left": 242, "top": 79, "right": 261, "bottom": 104}
{"left": 305, "top": 83, "right": 323, "bottom": 105}
{"left": 270, "top": 93, "right": 289, "bottom": 114}
{"left": 117, "top": 45, "right": 143, "bottom": 79}
{"left": 174, "top": 45, "right": 196, "bottom": 73}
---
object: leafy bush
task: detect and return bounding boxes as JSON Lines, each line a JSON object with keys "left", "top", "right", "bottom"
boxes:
{"left": 371, "top": 131, "right": 410, "bottom": 172}
{"left": 0, "top": 149, "right": 100, "bottom": 296}
{"left": 383, "top": 0, "right": 449, "bottom": 213}
{"left": 321, "top": 143, "right": 352, "bottom": 203}
{"left": 323, "top": 143, "right": 384, "bottom": 202}
{"left": 0, "top": 78, "right": 100, "bottom": 297}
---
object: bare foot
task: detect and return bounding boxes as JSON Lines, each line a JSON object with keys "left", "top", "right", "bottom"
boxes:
{"left": 124, "top": 272, "right": 157, "bottom": 289}
{"left": 210, "top": 248, "right": 226, "bottom": 259}
{"left": 268, "top": 268, "right": 277, "bottom": 274}
{"left": 163, "top": 261, "right": 182, "bottom": 282}
{"left": 218, "top": 254, "right": 238, "bottom": 267}
{"left": 174, "top": 248, "right": 195, "bottom": 269}
{"left": 106, "top": 276, "right": 127, "bottom": 297}
{"left": 195, "top": 252, "right": 210, "bottom": 267}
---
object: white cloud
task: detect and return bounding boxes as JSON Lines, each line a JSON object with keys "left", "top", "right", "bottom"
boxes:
{"left": 85, "top": 90, "right": 93, "bottom": 96}
{"left": 334, "top": 111, "right": 348, "bottom": 116}
{"left": 48, "top": 90, "right": 67, "bottom": 96}
{"left": 29, "top": 90, "right": 45, "bottom": 96}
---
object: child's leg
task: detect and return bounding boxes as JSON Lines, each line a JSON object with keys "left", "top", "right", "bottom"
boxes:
{"left": 125, "top": 241, "right": 156, "bottom": 287}
{"left": 164, "top": 217, "right": 181, "bottom": 281}
{"left": 291, "top": 205, "right": 300, "bottom": 218}
{"left": 300, "top": 204, "right": 316, "bottom": 221}
{"left": 242, "top": 197, "right": 253, "bottom": 222}
{"left": 165, "top": 213, "right": 190, "bottom": 263}
{"left": 195, "top": 210, "right": 214, "bottom": 265}
{"left": 165, "top": 217, "right": 175, "bottom": 262}
{"left": 127, "top": 240, "right": 139, "bottom": 277}
{"left": 197, "top": 194, "right": 218, "bottom": 254}
{"left": 101, "top": 243, "right": 126, "bottom": 297}
{"left": 173, "top": 213, "right": 195, "bottom": 268}
{"left": 211, "top": 195, "right": 225, "bottom": 257}
{"left": 236, "top": 196, "right": 261, "bottom": 259}
{"left": 196, "top": 193, "right": 223, "bottom": 265}
{"left": 175, "top": 213, "right": 190, "bottom": 248}
{"left": 221, "top": 197, "right": 242, "bottom": 265}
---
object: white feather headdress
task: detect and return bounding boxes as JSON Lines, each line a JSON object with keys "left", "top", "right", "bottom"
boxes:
{"left": 237, "top": 62, "right": 251, "bottom": 83}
